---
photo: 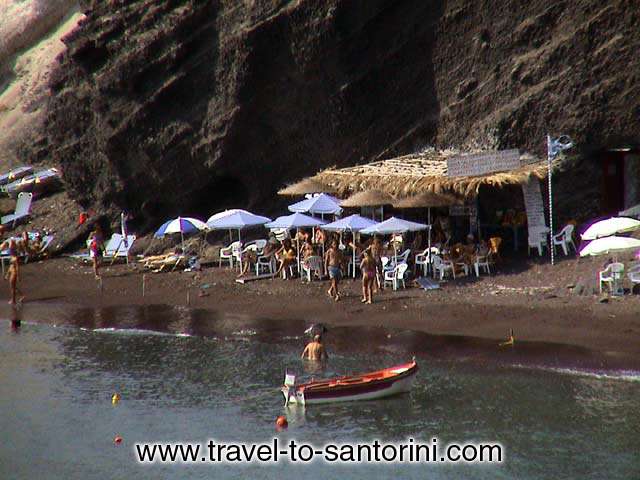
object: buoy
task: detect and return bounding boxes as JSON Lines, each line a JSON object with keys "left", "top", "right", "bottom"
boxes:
{"left": 112, "top": 393, "right": 121, "bottom": 405}
{"left": 114, "top": 436, "right": 123, "bottom": 445}
{"left": 275, "top": 415, "right": 288, "bottom": 429}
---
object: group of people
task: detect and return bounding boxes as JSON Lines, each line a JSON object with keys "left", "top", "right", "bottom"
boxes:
{"left": 235, "top": 227, "right": 395, "bottom": 304}
{"left": 0, "top": 231, "right": 49, "bottom": 305}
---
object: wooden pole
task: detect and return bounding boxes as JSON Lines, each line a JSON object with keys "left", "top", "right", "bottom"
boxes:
{"left": 142, "top": 274, "right": 146, "bottom": 297}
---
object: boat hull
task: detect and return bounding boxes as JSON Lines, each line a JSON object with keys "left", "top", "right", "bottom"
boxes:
{"left": 282, "top": 361, "right": 418, "bottom": 406}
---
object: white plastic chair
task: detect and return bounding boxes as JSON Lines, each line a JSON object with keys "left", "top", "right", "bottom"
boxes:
{"left": 1, "top": 192, "right": 33, "bottom": 228}
{"left": 528, "top": 227, "right": 549, "bottom": 256}
{"left": 415, "top": 247, "right": 439, "bottom": 276}
{"left": 599, "top": 262, "right": 624, "bottom": 294}
{"left": 384, "top": 262, "right": 408, "bottom": 290}
{"left": 255, "top": 254, "right": 276, "bottom": 276}
{"left": 302, "top": 255, "right": 323, "bottom": 282}
{"left": 552, "top": 224, "right": 576, "bottom": 256}
{"left": 432, "top": 254, "right": 455, "bottom": 280}
{"left": 219, "top": 241, "right": 241, "bottom": 268}
{"left": 474, "top": 254, "right": 491, "bottom": 277}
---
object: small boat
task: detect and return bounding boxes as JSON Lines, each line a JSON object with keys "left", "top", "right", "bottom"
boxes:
{"left": 282, "top": 359, "right": 418, "bottom": 406}
{"left": 0, "top": 166, "right": 33, "bottom": 186}
{"left": 4, "top": 168, "right": 62, "bottom": 197}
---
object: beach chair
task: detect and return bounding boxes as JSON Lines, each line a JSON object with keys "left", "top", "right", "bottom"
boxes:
{"left": 255, "top": 253, "right": 276, "bottom": 276}
{"left": 432, "top": 254, "right": 455, "bottom": 280}
{"left": 302, "top": 255, "right": 323, "bottom": 282}
{"left": 552, "top": 224, "right": 576, "bottom": 256}
{"left": 474, "top": 253, "right": 491, "bottom": 277}
{"left": 104, "top": 234, "right": 136, "bottom": 264}
{"left": 384, "top": 262, "right": 408, "bottom": 290}
{"left": 598, "top": 262, "right": 624, "bottom": 294}
{"left": 527, "top": 228, "right": 548, "bottom": 256}
{"left": 415, "top": 247, "right": 439, "bottom": 276}
{"left": 219, "top": 241, "right": 241, "bottom": 268}
{"left": 1, "top": 192, "right": 33, "bottom": 228}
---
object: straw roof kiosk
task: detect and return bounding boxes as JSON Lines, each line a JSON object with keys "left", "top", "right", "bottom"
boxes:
{"left": 292, "top": 149, "right": 558, "bottom": 248}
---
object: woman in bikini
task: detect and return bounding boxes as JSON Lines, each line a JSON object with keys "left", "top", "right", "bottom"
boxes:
{"left": 360, "top": 249, "right": 377, "bottom": 304}
{"left": 275, "top": 238, "right": 297, "bottom": 279}
{"left": 5, "top": 240, "right": 24, "bottom": 304}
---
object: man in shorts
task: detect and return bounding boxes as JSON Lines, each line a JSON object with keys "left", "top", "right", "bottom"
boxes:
{"left": 324, "top": 239, "right": 343, "bottom": 301}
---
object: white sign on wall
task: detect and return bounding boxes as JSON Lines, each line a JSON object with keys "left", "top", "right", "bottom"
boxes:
{"left": 447, "top": 149, "right": 521, "bottom": 178}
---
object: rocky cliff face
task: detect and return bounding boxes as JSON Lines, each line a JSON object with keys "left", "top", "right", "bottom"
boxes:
{"left": 13, "top": 0, "right": 640, "bottom": 228}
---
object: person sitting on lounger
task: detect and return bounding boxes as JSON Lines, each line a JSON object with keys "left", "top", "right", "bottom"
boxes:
{"left": 275, "top": 238, "right": 296, "bottom": 279}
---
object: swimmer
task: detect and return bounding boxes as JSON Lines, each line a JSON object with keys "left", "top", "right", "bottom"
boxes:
{"left": 301, "top": 335, "right": 328, "bottom": 361}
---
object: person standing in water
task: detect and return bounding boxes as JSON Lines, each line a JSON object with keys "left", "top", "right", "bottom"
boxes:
{"left": 5, "top": 240, "right": 24, "bottom": 305}
{"left": 324, "top": 239, "right": 343, "bottom": 301}
{"left": 301, "top": 335, "right": 328, "bottom": 361}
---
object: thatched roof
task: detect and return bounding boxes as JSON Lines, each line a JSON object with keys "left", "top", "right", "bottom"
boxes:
{"left": 393, "top": 192, "right": 464, "bottom": 208}
{"left": 340, "top": 190, "right": 395, "bottom": 207}
{"left": 278, "top": 178, "right": 336, "bottom": 196}
{"left": 308, "top": 149, "right": 553, "bottom": 198}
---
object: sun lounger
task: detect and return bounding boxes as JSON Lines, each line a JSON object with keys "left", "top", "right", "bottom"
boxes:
{"left": 1, "top": 192, "right": 33, "bottom": 228}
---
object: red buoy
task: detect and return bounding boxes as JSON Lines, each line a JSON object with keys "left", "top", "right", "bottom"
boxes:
{"left": 114, "top": 436, "right": 123, "bottom": 445}
{"left": 275, "top": 415, "right": 288, "bottom": 429}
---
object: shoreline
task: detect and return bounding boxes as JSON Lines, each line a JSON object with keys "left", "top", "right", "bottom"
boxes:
{"left": 4, "top": 257, "right": 640, "bottom": 370}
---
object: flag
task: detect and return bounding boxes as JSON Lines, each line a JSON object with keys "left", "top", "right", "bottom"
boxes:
{"left": 547, "top": 135, "right": 573, "bottom": 159}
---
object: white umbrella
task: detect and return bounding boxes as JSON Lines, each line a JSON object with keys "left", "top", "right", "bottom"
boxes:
{"left": 360, "top": 216, "right": 428, "bottom": 263}
{"left": 265, "top": 213, "right": 326, "bottom": 271}
{"left": 360, "top": 217, "right": 428, "bottom": 235}
{"left": 581, "top": 217, "right": 640, "bottom": 240}
{"left": 322, "top": 214, "right": 378, "bottom": 278}
{"left": 579, "top": 236, "right": 640, "bottom": 257}
{"left": 288, "top": 193, "right": 342, "bottom": 218}
{"left": 207, "top": 210, "right": 272, "bottom": 272}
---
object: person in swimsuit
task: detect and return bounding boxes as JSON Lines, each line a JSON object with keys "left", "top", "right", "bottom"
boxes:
{"left": 324, "top": 239, "right": 343, "bottom": 301}
{"left": 301, "top": 334, "right": 328, "bottom": 361}
{"left": 368, "top": 236, "right": 384, "bottom": 292}
{"left": 5, "top": 240, "right": 24, "bottom": 304}
{"left": 88, "top": 226, "right": 104, "bottom": 279}
{"left": 275, "top": 238, "right": 297, "bottom": 279}
{"left": 360, "top": 249, "right": 377, "bottom": 304}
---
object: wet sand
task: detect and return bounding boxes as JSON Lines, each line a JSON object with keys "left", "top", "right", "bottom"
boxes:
{"left": 4, "top": 256, "right": 640, "bottom": 367}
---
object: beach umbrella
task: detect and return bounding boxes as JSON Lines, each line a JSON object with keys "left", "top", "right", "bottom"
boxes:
{"left": 207, "top": 210, "right": 272, "bottom": 272}
{"left": 265, "top": 213, "right": 326, "bottom": 271}
{"left": 322, "top": 214, "right": 378, "bottom": 278}
{"left": 278, "top": 178, "right": 336, "bottom": 196}
{"left": 579, "top": 236, "right": 640, "bottom": 257}
{"left": 360, "top": 217, "right": 428, "bottom": 235}
{"left": 288, "top": 193, "right": 342, "bottom": 217}
{"left": 154, "top": 216, "right": 208, "bottom": 248}
{"left": 394, "top": 192, "right": 462, "bottom": 256}
{"left": 581, "top": 217, "right": 640, "bottom": 240}
{"left": 361, "top": 216, "right": 429, "bottom": 261}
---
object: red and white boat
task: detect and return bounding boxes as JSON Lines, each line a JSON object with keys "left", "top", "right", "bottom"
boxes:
{"left": 282, "top": 359, "right": 418, "bottom": 406}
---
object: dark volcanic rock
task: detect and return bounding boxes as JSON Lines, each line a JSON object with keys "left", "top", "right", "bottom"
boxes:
{"left": 22, "top": 0, "right": 640, "bottom": 229}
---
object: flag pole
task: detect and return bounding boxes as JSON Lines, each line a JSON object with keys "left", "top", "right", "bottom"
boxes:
{"left": 547, "top": 134, "right": 554, "bottom": 266}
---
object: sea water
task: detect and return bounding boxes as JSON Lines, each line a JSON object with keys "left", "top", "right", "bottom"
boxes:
{"left": 1, "top": 304, "right": 639, "bottom": 479}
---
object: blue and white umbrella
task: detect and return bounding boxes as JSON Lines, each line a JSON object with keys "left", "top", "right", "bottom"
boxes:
{"left": 322, "top": 214, "right": 378, "bottom": 277}
{"left": 265, "top": 213, "right": 326, "bottom": 271}
{"left": 154, "top": 216, "right": 208, "bottom": 247}
{"left": 288, "top": 193, "right": 342, "bottom": 217}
